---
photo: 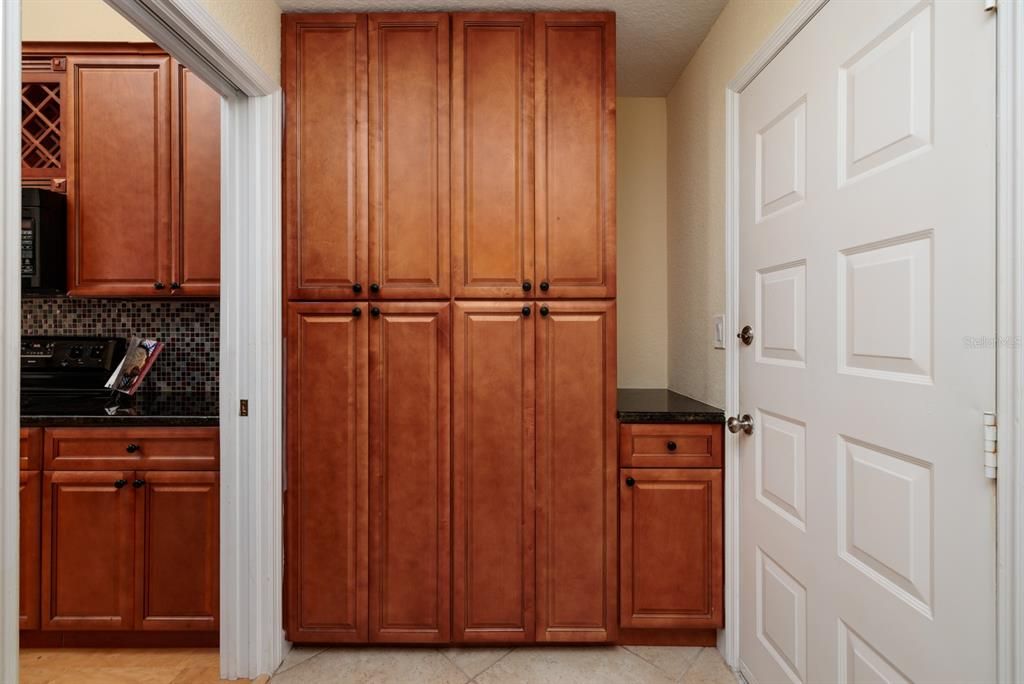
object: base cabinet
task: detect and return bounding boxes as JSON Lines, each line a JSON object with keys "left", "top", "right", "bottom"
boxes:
{"left": 20, "top": 470, "right": 41, "bottom": 630}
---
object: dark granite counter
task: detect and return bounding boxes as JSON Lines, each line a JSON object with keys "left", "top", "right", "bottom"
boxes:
{"left": 21, "top": 392, "right": 219, "bottom": 427}
{"left": 617, "top": 389, "right": 724, "bottom": 424}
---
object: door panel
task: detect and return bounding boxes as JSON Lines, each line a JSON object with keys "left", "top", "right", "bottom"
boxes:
{"left": 619, "top": 468, "right": 723, "bottom": 629}
{"left": 67, "top": 55, "right": 171, "bottom": 297}
{"left": 284, "top": 14, "right": 368, "bottom": 300}
{"left": 737, "top": 2, "right": 997, "bottom": 682}
{"left": 136, "top": 471, "right": 218, "bottom": 631}
{"left": 171, "top": 63, "right": 220, "bottom": 297}
{"left": 286, "top": 303, "right": 368, "bottom": 642}
{"left": 42, "top": 471, "right": 135, "bottom": 630}
{"left": 369, "top": 303, "right": 450, "bottom": 642}
{"left": 534, "top": 14, "right": 615, "bottom": 299}
{"left": 452, "top": 301, "right": 535, "bottom": 642}
{"left": 20, "top": 470, "right": 41, "bottom": 630}
{"left": 535, "top": 300, "right": 616, "bottom": 641}
{"left": 451, "top": 14, "right": 534, "bottom": 299}
{"left": 368, "top": 13, "right": 450, "bottom": 299}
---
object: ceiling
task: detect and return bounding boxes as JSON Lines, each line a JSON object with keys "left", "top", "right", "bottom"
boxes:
{"left": 274, "top": 0, "right": 728, "bottom": 96}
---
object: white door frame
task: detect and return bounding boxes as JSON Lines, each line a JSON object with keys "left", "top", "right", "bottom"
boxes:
{"left": 721, "top": 1, "right": 1024, "bottom": 682}
{"left": 0, "top": 0, "right": 285, "bottom": 680}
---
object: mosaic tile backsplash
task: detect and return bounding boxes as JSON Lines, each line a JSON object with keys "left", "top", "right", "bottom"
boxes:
{"left": 22, "top": 297, "right": 219, "bottom": 393}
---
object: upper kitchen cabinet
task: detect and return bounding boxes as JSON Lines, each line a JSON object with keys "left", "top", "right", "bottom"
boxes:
{"left": 368, "top": 13, "right": 451, "bottom": 300}
{"left": 451, "top": 14, "right": 534, "bottom": 299}
{"left": 66, "top": 53, "right": 172, "bottom": 298}
{"left": 284, "top": 15, "right": 368, "bottom": 300}
{"left": 21, "top": 51, "right": 67, "bottom": 190}
{"left": 534, "top": 14, "right": 616, "bottom": 299}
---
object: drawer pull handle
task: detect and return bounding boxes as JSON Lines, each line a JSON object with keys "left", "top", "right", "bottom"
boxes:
{"left": 667, "top": 441, "right": 677, "bottom": 451}
{"left": 133, "top": 479, "right": 146, "bottom": 489}
{"left": 114, "top": 479, "right": 127, "bottom": 489}
{"left": 625, "top": 476, "right": 635, "bottom": 487}
{"left": 126, "top": 443, "right": 140, "bottom": 453}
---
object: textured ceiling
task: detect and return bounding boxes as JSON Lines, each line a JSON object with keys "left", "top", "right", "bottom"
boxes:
{"left": 274, "top": 0, "right": 728, "bottom": 96}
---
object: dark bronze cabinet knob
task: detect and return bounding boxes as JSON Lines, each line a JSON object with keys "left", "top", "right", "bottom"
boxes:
{"left": 522, "top": 281, "right": 532, "bottom": 292}
{"left": 522, "top": 306, "right": 531, "bottom": 317}
{"left": 352, "top": 283, "right": 363, "bottom": 293}
{"left": 153, "top": 282, "right": 165, "bottom": 290}
{"left": 370, "top": 283, "right": 381, "bottom": 293}
{"left": 170, "top": 282, "right": 181, "bottom": 290}
{"left": 625, "top": 476, "right": 635, "bottom": 487}
{"left": 371, "top": 307, "right": 381, "bottom": 317}
{"left": 133, "top": 479, "right": 146, "bottom": 489}
{"left": 667, "top": 441, "right": 677, "bottom": 451}
{"left": 352, "top": 307, "right": 362, "bottom": 317}
{"left": 114, "top": 479, "right": 128, "bottom": 489}
{"left": 126, "top": 443, "right": 140, "bottom": 453}
{"left": 540, "top": 306, "right": 549, "bottom": 317}
{"left": 540, "top": 281, "right": 549, "bottom": 291}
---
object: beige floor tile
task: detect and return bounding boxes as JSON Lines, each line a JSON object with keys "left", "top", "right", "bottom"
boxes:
{"left": 680, "top": 649, "right": 736, "bottom": 684}
{"left": 269, "top": 647, "right": 469, "bottom": 684}
{"left": 622, "top": 646, "right": 703, "bottom": 681}
{"left": 276, "top": 647, "right": 328, "bottom": 674}
{"left": 474, "top": 647, "right": 674, "bottom": 684}
{"left": 439, "top": 647, "right": 512, "bottom": 679}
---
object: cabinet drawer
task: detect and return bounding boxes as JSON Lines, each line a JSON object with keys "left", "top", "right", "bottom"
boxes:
{"left": 21, "top": 428, "right": 42, "bottom": 470}
{"left": 44, "top": 428, "right": 219, "bottom": 471}
{"left": 619, "top": 424, "right": 722, "bottom": 468}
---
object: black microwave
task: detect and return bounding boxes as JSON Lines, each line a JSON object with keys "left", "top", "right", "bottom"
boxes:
{"left": 22, "top": 188, "right": 66, "bottom": 295}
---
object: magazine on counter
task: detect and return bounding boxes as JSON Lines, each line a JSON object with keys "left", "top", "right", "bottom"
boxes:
{"left": 105, "top": 337, "right": 164, "bottom": 395}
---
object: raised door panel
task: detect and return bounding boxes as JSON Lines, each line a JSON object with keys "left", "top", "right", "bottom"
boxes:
{"left": 535, "top": 14, "right": 615, "bottom": 299}
{"left": 67, "top": 55, "right": 171, "bottom": 297}
{"left": 286, "top": 303, "right": 368, "bottom": 642}
{"left": 42, "top": 471, "right": 135, "bottom": 630}
{"left": 536, "top": 300, "right": 616, "bottom": 641}
{"left": 171, "top": 63, "right": 220, "bottom": 297}
{"left": 369, "top": 303, "right": 450, "bottom": 642}
{"left": 284, "top": 14, "right": 368, "bottom": 300}
{"left": 368, "top": 13, "right": 450, "bottom": 299}
{"left": 453, "top": 301, "right": 536, "bottom": 642}
{"left": 451, "top": 14, "right": 534, "bottom": 299}
{"left": 620, "top": 468, "right": 724, "bottom": 629}
{"left": 21, "top": 427, "right": 42, "bottom": 470}
{"left": 136, "top": 471, "right": 218, "bottom": 631}
{"left": 20, "top": 470, "right": 41, "bottom": 630}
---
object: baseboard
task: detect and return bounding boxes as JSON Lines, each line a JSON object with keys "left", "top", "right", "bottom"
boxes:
{"left": 20, "top": 630, "right": 219, "bottom": 649}
{"left": 616, "top": 628, "right": 718, "bottom": 647}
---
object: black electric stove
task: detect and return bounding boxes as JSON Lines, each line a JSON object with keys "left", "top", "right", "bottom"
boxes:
{"left": 21, "top": 336, "right": 127, "bottom": 415}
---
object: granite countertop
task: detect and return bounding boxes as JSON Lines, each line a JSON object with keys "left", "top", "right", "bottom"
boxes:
{"left": 21, "top": 391, "right": 219, "bottom": 427}
{"left": 617, "top": 388, "right": 725, "bottom": 424}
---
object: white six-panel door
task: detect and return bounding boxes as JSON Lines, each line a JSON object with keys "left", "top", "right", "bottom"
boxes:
{"left": 737, "top": 1, "right": 996, "bottom": 682}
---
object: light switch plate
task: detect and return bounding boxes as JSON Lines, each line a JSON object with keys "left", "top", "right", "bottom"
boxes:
{"left": 713, "top": 315, "right": 725, "bottom": 349}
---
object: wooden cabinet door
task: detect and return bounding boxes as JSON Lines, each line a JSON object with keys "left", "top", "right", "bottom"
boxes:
{"left": 20, "top": 470, "right": 41, "bottom": 630}
{"left": 534, "top": 14, "right": 616, "bottom": 299}
{"left": 452, "top": 301, "right": 535, "bottom": 642}
{"left": 21, "top": 427, "right": 42, "bottom": 470}
{"left": 42, "top": 471, "right": 135, "bottom": 630}
{"left": 67, "top": 55, "right": 172, "bottom": 297}
{"left": 368, "top": 13, "right": 450, "bottom": 299}
{"left": 368, "top": 303, "right": 450, "bottom": 642}
{"left": 171, "top": 63, "right": 220, "bottom": 297}
{"left": 619, "top": 468, "right": 723, "bottom": 629}
{"left": 286, "top": 303, "right": 368, "bottom": 642}
{"left": 284, "top": 14, "right": 368, "bottom": 300}
{"left": 536, "top": 300, "right": 617, "bottom": 641}
{"left": 451, "top": 14, "right": 534, "bottom": 299}
{"left": 21, "top": 56, "right": 67, "bottom": 184}
{"left": 136, "top": 471, "right": 218, "bottom": 631}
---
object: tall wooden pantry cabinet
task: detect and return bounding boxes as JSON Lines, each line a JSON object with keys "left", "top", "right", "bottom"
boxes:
{"left": 283, "top": 11, "right": 616, "bottom": 645}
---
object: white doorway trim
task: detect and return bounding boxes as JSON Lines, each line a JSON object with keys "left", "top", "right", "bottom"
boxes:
{"left": 721, "top": 1, "right": 1023, "bottom": 682}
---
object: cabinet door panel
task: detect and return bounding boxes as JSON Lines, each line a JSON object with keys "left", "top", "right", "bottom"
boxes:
{"left": 42, "top": 471, "right": 135, "bottom": 630}
{"left": 137, "top": 471, "right": 218, "bottom": 631}
{"left": 171, "top": 63, "right": 220, "bottom": 297}
{"left": 451, "top": 14, "right": 534, "bottom": 299}
{"left": 620, "top": 468, "right": 723, "bottom": 629}
{"left": 535, "top": 14, "right": 615, "bottom": 299}
{"left": 453, "top": 301, "right": 535, "bottom": 642}
{"left": 369, "top": 303, "right": 450, "bottom": 642}
{"left": 67, "top": 55, "right": 171, "bottom": 297}
{"left": 368, "top": 13, "right": 450, "bottom": 299}
{"left": 21, "top": 427, "right": 42, "bottom": 470}
{"left": 536, "top": 300, "right": 616, "bottom": 641}
{"left": 284, "top": 14, "right": 368, "bottom": 300}
{"left": 20, "top": 471, "right": 41, "bottom": 630}
{"left": 286, "top": 303, "right": 368, "bottom": 642}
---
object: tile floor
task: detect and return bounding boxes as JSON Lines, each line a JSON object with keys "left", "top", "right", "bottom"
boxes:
{"left": 272, "top": 645, "right": 737, "bottom": 684}
{"left": 18, "top": 648, "right": 265, "bottom": 684}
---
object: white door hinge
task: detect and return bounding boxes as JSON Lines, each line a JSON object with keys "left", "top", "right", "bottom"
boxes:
{"left": 984, "top": 412, "right": 998, "bottom": 479}
{"left": 984, "top": 0, "right": 997, "bottom": 12}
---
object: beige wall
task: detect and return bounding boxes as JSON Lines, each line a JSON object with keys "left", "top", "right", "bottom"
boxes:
{"left": 194, "top": 0, "right": 281, "bottom": 85}
{"left": 617, "top": 97, "right": 669, "bottom": 388}
{"left": 22, "top": 0, "right": 149, "bottom": 42}
{"left": 665, "top": 0, "right": 796, "bottom": 407}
